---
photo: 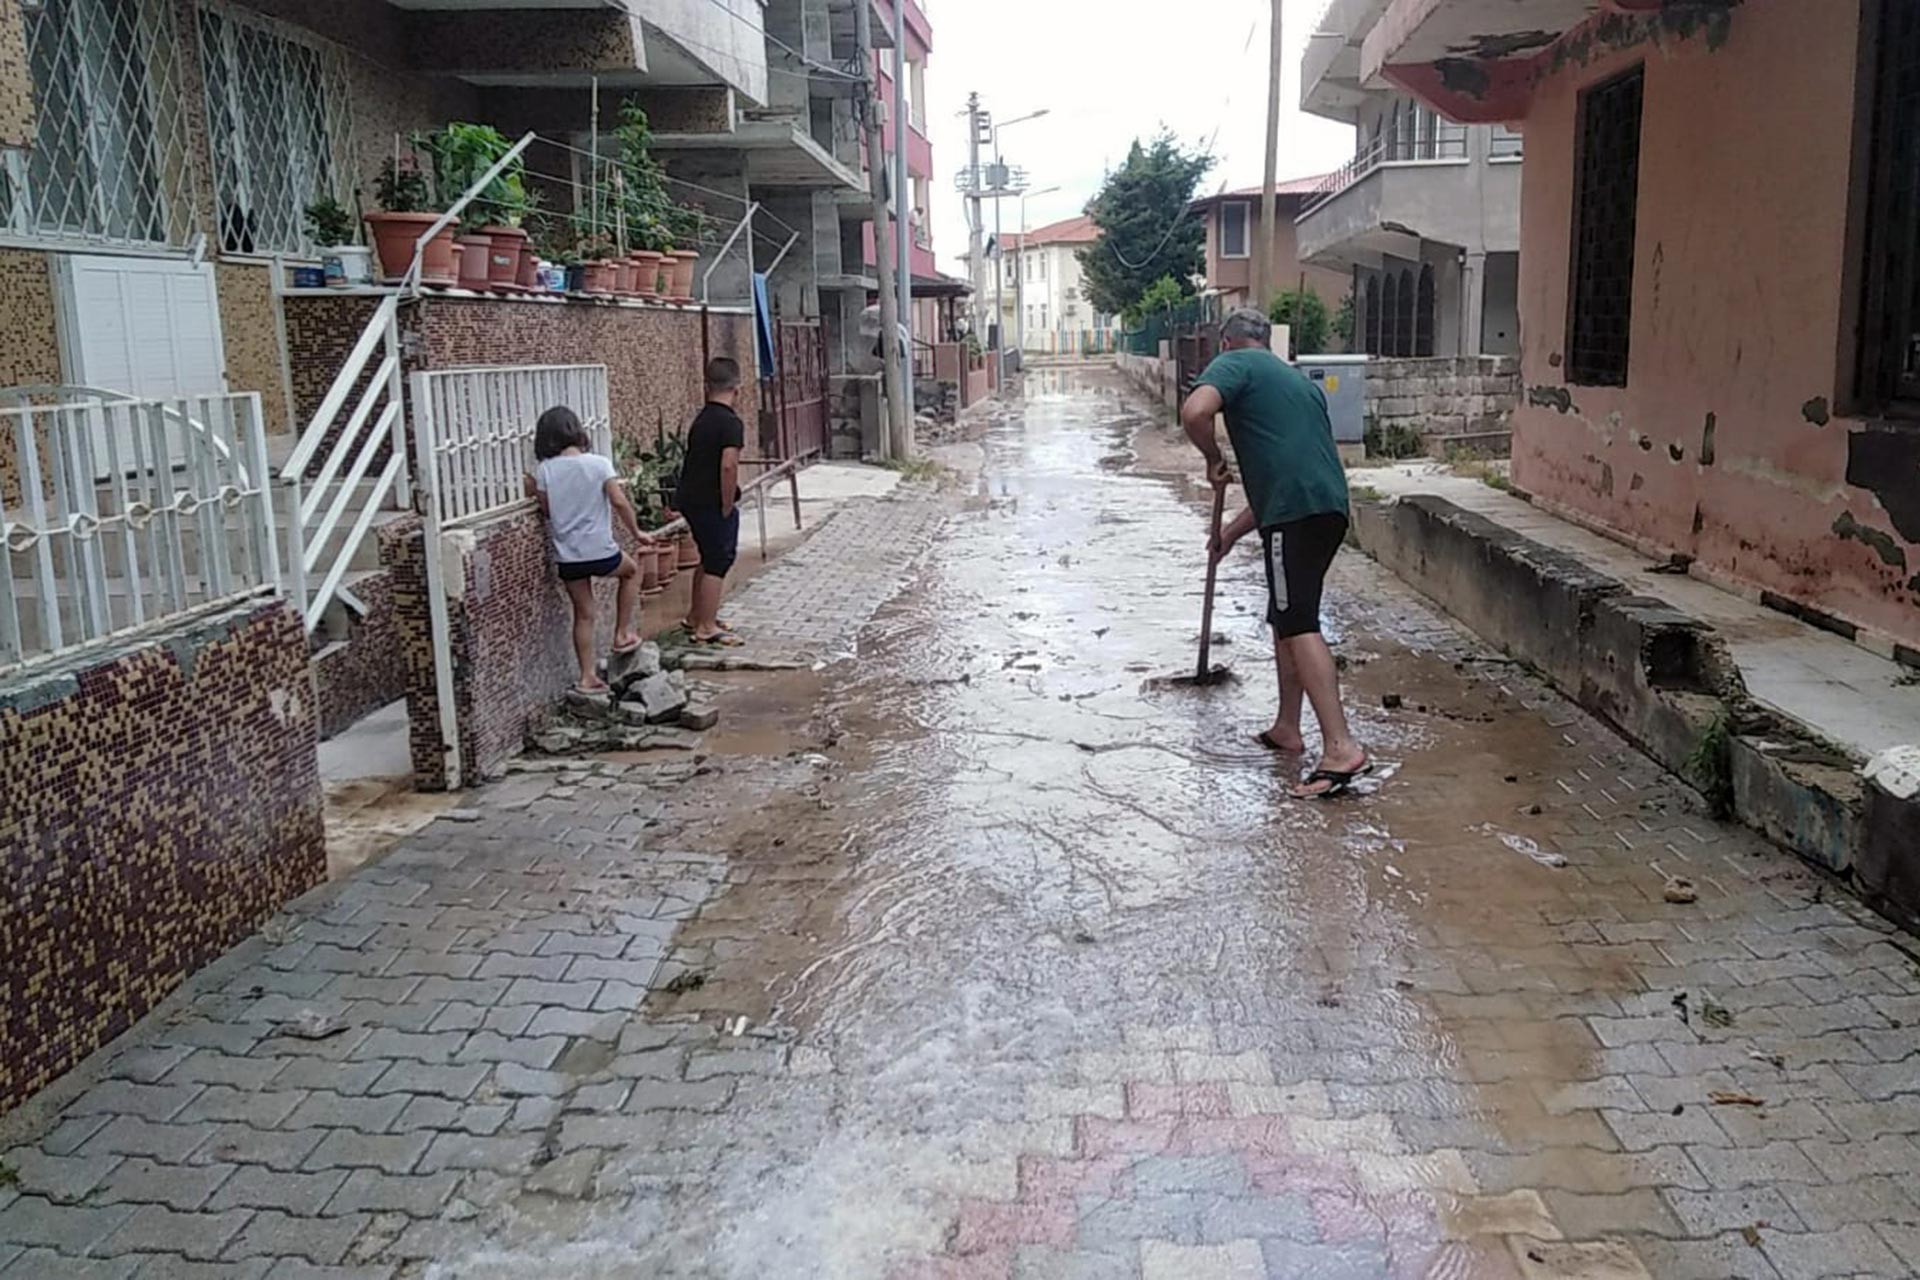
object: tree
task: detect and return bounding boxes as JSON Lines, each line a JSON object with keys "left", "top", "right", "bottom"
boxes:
{"left": 1269, "top": 288, "right": 1330, "bottom": 358}
{"left": 1125, "top": 275, "right": 1188, "bottom": 327}
{"left": 1077, "top": 132, "right": 1212, "bottom": 320}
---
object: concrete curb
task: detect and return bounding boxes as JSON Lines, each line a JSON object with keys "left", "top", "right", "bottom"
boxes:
{"left": 1350, "top": 494, "right": 1918, "bottom": 934}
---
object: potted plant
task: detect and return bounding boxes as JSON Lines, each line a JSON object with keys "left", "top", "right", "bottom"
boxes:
{"left": 663, "top": 203, "right": 707, "bottom": 301}
{"left": 365, "top": 154, "right": 452, "bottom": 284}
{"left": 421, "top": 123, "right": 531, "bottom": 291}
{"left": 578, "top": 234, "right": 618, "bottom": 294}
{"left": 306, "top": 194, "right": 370, "bottom": 287}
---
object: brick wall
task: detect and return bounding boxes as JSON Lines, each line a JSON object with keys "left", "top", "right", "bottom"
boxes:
{"left": 0, "top": 598, "right": 326, "bottom": 1112}
{"left": 384, "top": 508, "right": 648, "bottom": 789}
{"left": 312, "top": 566, "right": 405, "bottom": 739}
{"left": 1365, "top": 355, "right": 1520, "bottom": 455}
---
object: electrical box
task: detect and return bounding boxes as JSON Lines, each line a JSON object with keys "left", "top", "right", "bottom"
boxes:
{"left": 1294, "top": 354, "right": 1366, "bottom": 445}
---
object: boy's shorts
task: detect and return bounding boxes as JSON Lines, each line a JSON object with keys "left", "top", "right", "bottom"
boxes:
{"left": 684, "top": 507, "right": 740, "bottom": 576}
{"left": 1261, "top": 513, "right": 1348, "bottom": 638}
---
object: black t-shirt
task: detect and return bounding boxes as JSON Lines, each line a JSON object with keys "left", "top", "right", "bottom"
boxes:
{"left": 675, "top": 402, "right": 745, "bottom": 511}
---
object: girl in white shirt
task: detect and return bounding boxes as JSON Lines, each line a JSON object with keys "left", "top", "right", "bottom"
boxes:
{"left": 526, "top": 406, "right": 654, "bottom": 693}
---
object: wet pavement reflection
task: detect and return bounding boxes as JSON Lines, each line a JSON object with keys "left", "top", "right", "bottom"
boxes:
{"left": 459, "top": 366, "right": 1920, "bottom": 1278}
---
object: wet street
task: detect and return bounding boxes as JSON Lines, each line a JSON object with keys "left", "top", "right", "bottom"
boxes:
{"left": 5, "top": 366, "right": 1920, "bottom": 1279}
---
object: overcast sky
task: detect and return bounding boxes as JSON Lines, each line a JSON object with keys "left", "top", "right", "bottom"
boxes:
{"left": 920, "top": 0, "right": 1358, "bottom": 277}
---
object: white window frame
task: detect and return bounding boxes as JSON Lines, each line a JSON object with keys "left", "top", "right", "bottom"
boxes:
{"left": 196, "top": 1, "right": 356, "bottom": 260}
{"left": 1220, "top": 201, "right": 1250, "bottom": 259}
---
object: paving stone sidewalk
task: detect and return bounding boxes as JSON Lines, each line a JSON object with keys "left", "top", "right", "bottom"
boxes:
{"left": 686, "top": 485, "right": 946, "bottom": 669}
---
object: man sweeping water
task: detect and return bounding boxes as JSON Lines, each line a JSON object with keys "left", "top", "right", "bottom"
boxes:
{"left": 1181, "top": 307, "right": 1370, "bottom": 799}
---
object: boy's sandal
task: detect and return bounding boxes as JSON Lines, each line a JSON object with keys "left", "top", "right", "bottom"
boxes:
{"left": 611, "top": 638, "right": 644, "bottom": 656}
{"left": 1294, "top": 759, "right": 1373, "bottom": 800}
{"left": 691, "top": 632, "right": 744, "bottom": 648}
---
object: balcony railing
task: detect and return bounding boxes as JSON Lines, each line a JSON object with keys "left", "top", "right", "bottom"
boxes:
{"left": 1298, "top": 124, "right": 1469, "bottom": 220}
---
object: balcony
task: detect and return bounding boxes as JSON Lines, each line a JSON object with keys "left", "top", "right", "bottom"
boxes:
{"left": 1360, "top": 0, "right": 1610, "bottom": 121}
{"left": 1296, "top": 125, "right": 1518, "bottom": 266}
{"left": 1300, "top": 0, "right": 1393, "bottom": 121}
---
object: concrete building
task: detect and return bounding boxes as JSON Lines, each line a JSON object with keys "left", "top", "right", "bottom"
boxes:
{"left": 988, "top": 215, "right": 1118, "bottom": 354}
{"left": 1298, "top": 0, "right": 1522, "bottom": 358}
{"left": 1358, "top": 0, "right": 1920, "bottom": 652}
{"left": 1193, "top": 180, "right": 1348, "bottom": 315}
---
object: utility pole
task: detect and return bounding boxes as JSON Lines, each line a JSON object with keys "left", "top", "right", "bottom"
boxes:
{"left": 855, "top": 0, "right": 908, "bottom": 459}
{"left": 893, "top": 0, "right": 914, "bottom": 455}
{"left": 1251, "top": 0, "right": 1284, "bottom": 309}
{"left": 965, "top": 93, "right": 985, "bottom": 341}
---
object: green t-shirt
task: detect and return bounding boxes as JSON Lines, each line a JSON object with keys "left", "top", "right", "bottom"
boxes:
{"left": 1196, "top": 347, "right": 1349, "bottom": 529}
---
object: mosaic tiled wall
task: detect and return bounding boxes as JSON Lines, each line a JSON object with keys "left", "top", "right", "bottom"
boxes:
{"left": 312, "top": 565, "right": 405, "bottom": 739}
{"left": 411, "top": 298, "right": 756, "bottom": 448}
{"left": 0, "top": 0, "right": 32, "bottom": 149}
{"left": 385, "top": 510, "right": 643, "bottom": 789}
{"left": 215, "top": 261, "right": 289, "bottom": 432}
{"left": 0, "top": 249, "right": 66, "bottom": 505}
{"left": 0, "top": 598, "right": 326, "bottom": 1112}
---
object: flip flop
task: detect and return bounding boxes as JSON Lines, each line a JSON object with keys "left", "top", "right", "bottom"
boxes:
{"left": 681, "top": 618, "right": 735, "bottom": 634}
{"left": 611, "top": 638, "right": 644, "bottom": 656}
{"left": 1294, "top": 758, "right": 1374, "bottom": 800}
{"left": 691, "top": 632, "right": 744, "bottom": 648}
{"left": 1254, "top": 730, "right": 1304, "bottom": 753}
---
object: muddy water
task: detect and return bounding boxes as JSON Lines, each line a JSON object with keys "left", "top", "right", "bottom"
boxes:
{"left": 520, "top": 367, "right": 1790, "bottom": 1276}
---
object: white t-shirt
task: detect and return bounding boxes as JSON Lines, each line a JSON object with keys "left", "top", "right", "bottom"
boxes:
{"left": 535, "top": 452, "right": 620, "bottom": 564}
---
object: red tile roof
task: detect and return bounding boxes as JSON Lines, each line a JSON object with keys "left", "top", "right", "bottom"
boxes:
{"left": 1190, "top": 174, "right": 1333, "bottom": 208}
{"left": 998, "top": 214, "right": 1101, "bottom": 250}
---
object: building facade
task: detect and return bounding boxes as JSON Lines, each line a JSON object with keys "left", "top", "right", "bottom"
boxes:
{"left": 1193, "top": 181, "right": 1349, "bottom": 318}
{"left": 1360, "top": 0, "right": 1920, "bottom": 650}
{"left": 1298, "top": 0, "right": 1522, "bottom": 358}
{"left": 988, "top": 215, "right": 1117, "bottom": 353}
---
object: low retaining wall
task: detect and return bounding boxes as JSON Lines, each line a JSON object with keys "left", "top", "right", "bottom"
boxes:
{"left": 0, "top": 598, "right": 326, "bottom": 1111}
{"left": 1366, "top": 356, "right": 1519, "bottom": 455}
{"left": 1351, "top": 494, "right": 1916, "bottom": 929}
{"left": 1116, "top": 351, "right": 1177, "bottom": 410}
{"left": 386, "top": 507, "right": 651, "bottom": 789}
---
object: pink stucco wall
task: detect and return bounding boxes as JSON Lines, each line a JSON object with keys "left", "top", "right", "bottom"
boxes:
{"left": 1512, "top": 0, "right": 1920, "bottom": 646}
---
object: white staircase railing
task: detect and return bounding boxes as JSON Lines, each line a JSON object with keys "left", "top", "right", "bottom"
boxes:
{"left": 278, "top": 130, "right": 536, "bottom": 634}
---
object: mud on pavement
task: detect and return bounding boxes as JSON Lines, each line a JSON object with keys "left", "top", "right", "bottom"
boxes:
{"left": 2, "top": 365, "right": 1917, "bottom": 1280}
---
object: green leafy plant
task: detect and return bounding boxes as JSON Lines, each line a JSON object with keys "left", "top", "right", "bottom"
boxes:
{"left": 614, "top": 100, "right": 676, "bottom": 252}
{"left": 1079, "top": 131, "right": 1213, "bottom": 319}
{"left": 1363, "top": 418, "right": 1424, "bottom": 460}
{"left": 373, "top": 155, "right": 432, "bottom": 214}
{"left": 1684, "top": 713, "right": 1734, "bottom": 818}
{"left": 1269, "top": 288, "right": 1331, "bottom": 358}
{"left": 1333, "top": 289, "right": 1357, "bottom": 349}
{"left": 665, "top": 202, "right": 708, "bottom": 253}
{"left": 1124, "top": 274, "right": 1188, "bottom": 327}
{"left": 613, "top": 436, "right": 665, "bottom": 527}
{"left": 418, "top": 123, "right": 527, "bottom": 230}
{"left": 304, "top": 194, "right": 355, "bottom": 247}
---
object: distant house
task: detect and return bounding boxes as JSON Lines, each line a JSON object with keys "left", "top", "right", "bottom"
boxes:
{"left": 989, "top": 215, "right": 1120, "bottom": 354}
{"left": 1191, "top": 179, "right": 1349, "bottom": 316}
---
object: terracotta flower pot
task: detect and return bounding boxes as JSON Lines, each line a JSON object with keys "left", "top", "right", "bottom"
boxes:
{"left": 365, "top": 211, "right": 454, "bottom": 284}
{"left": 455, "top": 234, "right": 493, "bottom": 289}
{"left": 654, "top": 543, "right": 678, "bottom": 585}
{"left": 480, "top": 226, "right": 526, "bottom": 290}
{"left": 667, "top": 250, "right": 697, "bottom": 301}
{"left": 676, "top": 530, "right": 699, "bottom": 570}
{"left": 581, "top": 260, "right": 616, "bottom": 294}
{"left": 639, "top": 545, "right": 662, "bottom": 596}
{"left": 516, "top": 247, "right": 542, "bottom": 291}
{"left": 612, "top": 259, "right": 636, "bottom": 295}
{"left": 629, "top": 251, "right": 662, "bottom": 299}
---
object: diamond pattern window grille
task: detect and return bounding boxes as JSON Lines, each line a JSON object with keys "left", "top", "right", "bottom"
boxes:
{"left": 197, "top": 2, "right": 355, "bottom": 257}
{"left": 3, "top": 0, "right": 196, "bottom": 247}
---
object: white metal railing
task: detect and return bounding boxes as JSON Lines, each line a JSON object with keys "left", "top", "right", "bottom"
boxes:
{"left": 410, "top": 365, "right": 611, "bottom": 528}
{"left": 2, "top": 390, "right": 277, "bottom": 670}
{"left": 278, "top": 131, "right": 537, "bottom": 634}
{"left": 1298, "top": 122, "right": 1471, "bottom": 220}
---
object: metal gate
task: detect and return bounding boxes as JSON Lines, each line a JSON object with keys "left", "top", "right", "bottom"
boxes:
{"left": 761, "top": 320, "right": 828, "bottom": 460}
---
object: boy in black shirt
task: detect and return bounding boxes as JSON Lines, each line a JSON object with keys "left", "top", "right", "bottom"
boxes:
{"left": 674, "top": 357, "right": 745, "bottom": 645}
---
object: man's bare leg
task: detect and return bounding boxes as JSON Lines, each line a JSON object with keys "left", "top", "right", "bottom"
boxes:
{"left": 690, "top": 571, "right": 728, "bottom": 640}
{"left": 1262, "top": 633, "right": 1306, "bottom": 751}
{"left": 1284, "top": 632, "right": 1366, "bottom": 795}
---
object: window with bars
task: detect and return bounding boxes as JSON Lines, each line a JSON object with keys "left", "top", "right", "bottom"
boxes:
{"left": 4, "top": 0, "right": 195, "bottom": 247}
{"left": 1567, "top": 67, "right": 1644, "bottom": 387}
{"left": 1490, "top": 123, "right": 1525, "bottom": 160}
{"left": 1220, "top": 202, "right": 1249, "bottom": 258}
{"left": 197, "top": 3, "right": 355, "bottom": 257}
{"left": 1856, "top": 0, "right": 1920, "bottom": 413}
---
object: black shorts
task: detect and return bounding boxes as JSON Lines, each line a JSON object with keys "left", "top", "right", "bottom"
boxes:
{"left": 1262, "top": 513, "right": 1348, "bottom": 638}
{"left": 684, "top": 506, "right": 740, "bottom": 576}
{"left": 557, "top": 552, "right": 623, "bottom": 582}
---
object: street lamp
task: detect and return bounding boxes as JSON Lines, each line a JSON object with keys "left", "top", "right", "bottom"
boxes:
{"left": 991, "top": 108, "right": 1048, "bottom": 378}
{"left": 1016, "top": 184, "right": 1060, "bottom": 355}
